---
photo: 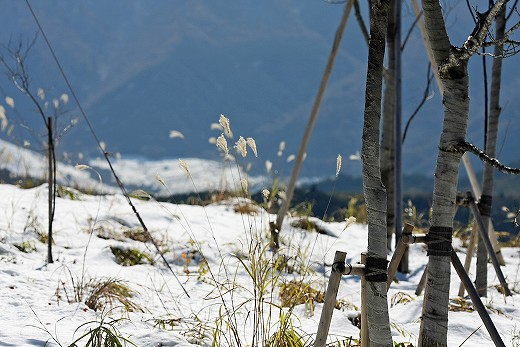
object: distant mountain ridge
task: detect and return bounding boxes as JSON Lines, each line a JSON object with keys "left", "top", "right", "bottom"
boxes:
{"left": 0, "top": 1, "right": 518, "bottom": 177}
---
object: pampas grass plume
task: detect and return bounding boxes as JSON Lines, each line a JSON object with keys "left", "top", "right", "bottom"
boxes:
{"left": 216, "top": 134, "right": 229, "bottom": 155}
{"left": 336, "top": 154, "right": 342, "bottom": 177}
{"left": 219, "top": 114, "right": 233, "bottom": 138}
{"left": 37, "top": 88, "right": 45, "bottom": 101}
{"left": 246, "top": 137, "right": 257, "bottom": 157}
{"left": 235, "top": 136, "right": 247, "bottom": 158}
{"left": 240, "top": 178, "right": 248, "bottom": 194}
{"left": 5, "top": 96, "right": 14, "bottom": 108}
{"left": 169, "top": 130, "right": 185, "bottom": 139}
{"left": 179, "top": 159, "right": 192, "bottom": 177}
{"left": 265, "top": 160, "right": 272, "bottom": 173}
{"left": 60, "top": 93, "right": 69, "bottom": 105}
{"left": 277, "top": 141, "right": 285, "bottom": 157}
{"left": 343, "top": 216, "right": 356, "bottom": 230}
{"left": 210, "top": 123, "right": 223, "bottom": 131}
{"left": 155, "top": 173, "right": 166, "bottom": 186}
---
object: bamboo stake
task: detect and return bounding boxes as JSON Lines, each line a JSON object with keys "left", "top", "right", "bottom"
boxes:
{"left": 314, "top": 251, "right": 347, "bottom": 347}
{"left": 387, "top": 223, "right": 415, "bottom": 290}
{"left": 458, "top": 220, "right": 478, "bottom": 297}
{"left": 415, "top": 265, "right": 427, "bottom": 296}
{"left": 275, "top": 1, "right": 355, "bottom": 245}
{"left": 360, "top": 252, "right": 368, "bottom": 347}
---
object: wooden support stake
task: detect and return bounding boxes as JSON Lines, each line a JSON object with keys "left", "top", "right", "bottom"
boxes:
{"left": 360, "top": 252, "right": 368, "bottom": 347}
{"left": 314, "top": 251, "right": 347, "bottom": 347}
{"left": 451, "top": 250, "right": 506, "bottom": 347}
{"left": 467, "top": 192, "right": 511, "bottom": 296}
{"left": 458, "top": 220, "right": 478, "bottom": 297}
{"left": 415, "top": 265, "right": 427, "bottom": 296}
{"left": 387, "top": 223, "right": 415, "bottom": 290}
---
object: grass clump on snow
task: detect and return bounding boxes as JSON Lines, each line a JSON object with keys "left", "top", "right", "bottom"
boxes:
{"left": 55, "top": 273, "right": 141, "bottom": 313}
{"left": 110, "top": 246, "right": 153, "bottom": 266}
{"left": 69, "top": 315, "right": 136, "bottom": 347}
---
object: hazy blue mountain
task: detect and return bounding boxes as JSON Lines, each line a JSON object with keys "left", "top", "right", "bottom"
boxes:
{"left": 0, "top": 1, "right": 519, "bottom": 177}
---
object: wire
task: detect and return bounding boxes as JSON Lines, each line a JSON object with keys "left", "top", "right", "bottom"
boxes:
{"left": 24, "top": 0, "right": 190, "bottom": 298}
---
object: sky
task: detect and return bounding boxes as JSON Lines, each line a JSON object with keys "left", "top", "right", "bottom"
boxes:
{"left": 0, "top": 1, "right": 518, "bottom": 178}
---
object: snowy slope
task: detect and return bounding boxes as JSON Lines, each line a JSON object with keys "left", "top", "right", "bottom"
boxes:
{"left": 0, "top": 183, "right": 519, "bottom": 346}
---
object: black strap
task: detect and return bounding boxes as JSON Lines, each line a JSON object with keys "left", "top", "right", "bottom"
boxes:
{"left": 427, "top": 226, "right": 453, "bottom": 256}
{"left": 365, "top": 256, "right": 388, "bottom": 282}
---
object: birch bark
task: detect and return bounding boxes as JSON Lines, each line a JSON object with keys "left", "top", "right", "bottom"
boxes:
{"left": 419, "top": 0, "right": 509, "bottom": 345}
{"left": 476, "top": 4, "right": 507, "bottom": 297}
{"left": 362, "top": 1, "right": 393, "bottom": 345}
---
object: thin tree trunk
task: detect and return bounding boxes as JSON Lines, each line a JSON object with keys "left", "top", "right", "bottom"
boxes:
{"left": 381, "top": 0, "right": 396, "bottom": 251}
{"left": 362, "top": 1, "right": 393, "bottom": 345}
{"left": 419, "top": 1, "right": 469, "bottom": 345}
{"left": 47, "top": 116, "right": 54, "bottom": 264}
{"left": 477, "top": 4, "right": 507, "bottom": 296}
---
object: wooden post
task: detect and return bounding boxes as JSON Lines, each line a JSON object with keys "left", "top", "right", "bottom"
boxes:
{"left": 466, "top": 192, "right": 511, "bottom": 296}
{"left": 415, "top": 265, "right": 427, "bottom": 296}
{"left": 462, "top": 153, "right": 505, "bottom": 265}
{"left": 314, "top": 251, "right": 347, "bottom": 347}
{"left": 387, "top": 223, "right": 415, "bottom": 290}
{"left": 360, "top": 252, "right": 368, "bottom": 347}
{"left": 451, "top": 250, "right": 506, "bottom": 347}
{"left": 458, "top": 220, "right": 478, "bottom": 297}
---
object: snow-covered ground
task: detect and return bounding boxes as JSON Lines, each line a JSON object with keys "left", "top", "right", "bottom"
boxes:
{"left": 88, "top": 156, "right": 266, "bottom": 196}
{"left": 0, "top": 183, "right": 519, "bottom": 346}
{"left": 0, "top": 137, "right": 268, "bottom": 196}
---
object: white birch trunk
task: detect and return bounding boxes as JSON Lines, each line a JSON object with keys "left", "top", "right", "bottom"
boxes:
{"left": 381, "top": 0, "right": 396, "bottom": 251}
{"left": 477, "top": 4, "right": 507, "bottom": 296}
{"left": 362, "top": 1, "right": 393, "bottom": 345}
{"left": 419, "top": 1, "right": 469, "bottom": 345}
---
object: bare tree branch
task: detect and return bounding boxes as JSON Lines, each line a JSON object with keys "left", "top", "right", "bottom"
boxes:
{"left": 401, "top": 9, "right": 422, "bottom": 51}
{"left": 354, "top": 0, "right": 370, "bottom": 46}
{"left": 440, "top": 0, "right": 515, "bottom": 75}
{"left": 442, "top": 141, "right": 520, "bottom": 175}
{"left": 402, "top": 63, "right": 434, "bottom": 143}
{"left": 506, "top": 0, "right": 519, "bottom": 21}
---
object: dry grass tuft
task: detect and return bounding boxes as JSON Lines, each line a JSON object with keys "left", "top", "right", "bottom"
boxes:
{"left": 55, "top": 275, "right": 141, "bottom": 313}
{"left": 279, "top": 280, "right": 355, "bottom": 316}
{"left": 123, "top": 228, "right": 152, "bottom": 243}
{"left": 390, "top": 292, "right": 414, "bottom": 307}
{"left": 290, "top": 218, "right": 328, "bottom": 235}
{"left": 84, "top": 278, "right": 142, "bottom": 313}
{"left": 448, "top": 297, "right": 474, "bottom": 312}
{"left": 110, "top": 246, "right": 154, "bottom": 266}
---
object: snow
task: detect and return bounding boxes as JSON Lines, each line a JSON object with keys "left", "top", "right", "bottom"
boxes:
{"left": 0, "top": 182, "right": 519, "bottom": 346}
{"left": 88, "top": 157, "right": 266, "bottom": 196}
